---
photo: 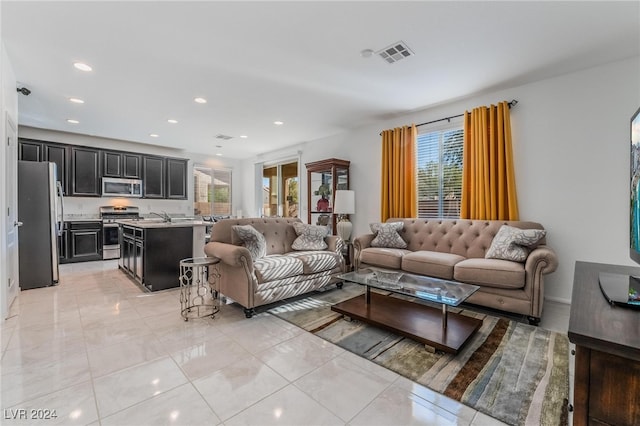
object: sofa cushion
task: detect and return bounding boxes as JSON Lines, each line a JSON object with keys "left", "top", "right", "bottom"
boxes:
{"left": 485, "top": 225, "right": 546, "bottom": 262}
{"left": 360, "top": 247, "right": 411, "bottom": 269}
{"left": 232, "top": 225, "right": 267, "bottom": 260}
{"left": 401, "top": 251, "right": 466, "bottom": 280}
{"left": 253, "top": 255, "right": 304, "bottom": 283}
{"left": 370, "top": 222, "right": 407, "bottom": 248}
{"left": 287, "top": 250, "right": 341, "bottom": 274}
{"left": 291, "top": 222, "right": 329, "bottom": 250}
{"left": 454, "top": 258, "right": 525, "bottom": 289}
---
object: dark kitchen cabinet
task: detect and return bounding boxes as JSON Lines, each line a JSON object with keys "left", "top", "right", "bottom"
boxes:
{"left": 166, "top": 158, "right": 188, "bottom": 199}
{"left": 103, "top": 150, "right": 142, "bottom": 179}
{"left": 18, "top": 139, "right": 70, "bottom": 195}
{"left": 103, "top": 151, "right": 123, "bottom": 177}
{"left": 143, "top": 156, "right": 165, "bottom": 198}
{"left": 58, "top": 223, "right": 69, "bottom": 264}
{"left": 119, "top": 224, "right": 192, "bottom": 291}
{"left": 44, "top": 144, "right": 70, "bottom": 195}
{"left": 18, "top": 140, "right": 43, "bottom": 161}
{"left": 71, "top": 147, "right": 101, "bottom": 196}
{"left": 68, "top": 221, "right": 102, "bottom": 262}
{"left": 124, "top": 153, "right": 142, "bottom": 178}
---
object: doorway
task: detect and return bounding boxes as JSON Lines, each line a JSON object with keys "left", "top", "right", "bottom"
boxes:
{"left": 3, "top": 115, "right": 18, "bottom": 318}
{"left": 262, "top": 160, "right": 298, "bottom": 218}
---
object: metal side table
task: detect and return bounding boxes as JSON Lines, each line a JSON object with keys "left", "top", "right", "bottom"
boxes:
{"left": 179, "top": 257, "right": 221, "bottom": 321}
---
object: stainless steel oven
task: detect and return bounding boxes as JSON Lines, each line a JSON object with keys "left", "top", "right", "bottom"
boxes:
{"left": 100, "top": 206, "right": 140, "bottom": 260}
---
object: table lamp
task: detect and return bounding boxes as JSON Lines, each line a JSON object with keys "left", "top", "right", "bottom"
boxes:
{"left": 333, "top": 190, "right": 355, "bottom": 241}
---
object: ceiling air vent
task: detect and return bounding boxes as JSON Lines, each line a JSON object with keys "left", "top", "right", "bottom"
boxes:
{"left": 377, "top": 41, "right": 414, "bottom": 64}
{"left": 215, "top": 134, "right": 233, "bottom": 140}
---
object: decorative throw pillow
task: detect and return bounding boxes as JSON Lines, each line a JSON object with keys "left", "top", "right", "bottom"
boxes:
{"left": 232, "top": 225, "right": 267, "bottom": 261}
{"left": 485, "top": 225, "right": 546, "bottom": 262}
{"left": 292, "top": 222, "right": 329, "bottom": 250}
{"left": 370, "top": 222, "right": 407, "bottom": 249}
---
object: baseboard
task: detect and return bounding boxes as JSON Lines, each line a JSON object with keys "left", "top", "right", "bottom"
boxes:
{"left": 545, "top": 295, "right": 571, "bottom": 305}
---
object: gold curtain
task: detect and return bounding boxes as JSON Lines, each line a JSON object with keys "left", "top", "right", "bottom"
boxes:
{"left": 380, "top": 124, "right": 417, "bottom": 221}
{"left": 461, "top": 101, "right": 519, "bottom": 220}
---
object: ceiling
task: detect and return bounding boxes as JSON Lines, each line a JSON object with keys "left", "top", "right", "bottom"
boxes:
{"left": 3, "top": 1, "right": 639, "bottom": 160}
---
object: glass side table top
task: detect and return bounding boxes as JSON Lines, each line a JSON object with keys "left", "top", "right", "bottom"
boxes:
{"left": 338, "top": 268, "right": 480, "bottom": 307}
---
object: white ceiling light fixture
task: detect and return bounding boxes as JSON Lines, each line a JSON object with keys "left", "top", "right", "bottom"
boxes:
{"left": 73, "top": 62, "right": 92, "bottom": 72}
{"left": 149, "top": 133, "right": 159, "bottom": 138}
{"left": 376, "top": 41, "right": 414, "bottom": 64}
{"left": 239, "top": 135, "right": 248, "bottom": 139}
{"left": 273, "top": 121, "right": 284, "bottom": 126}
{"left": 167, "top": 119, "right": 178, "bottom": 124}
{"left": 66, "top": 119, "right": 79, "bottom": 124}
{"left": 194, "top": 97, "right": 207, "bottom": 104}
{"left": 360, "top": 49, "right": 374, "bottom": 58}
{"left": 68, "top": 97, "right": 84, "bottom": 104}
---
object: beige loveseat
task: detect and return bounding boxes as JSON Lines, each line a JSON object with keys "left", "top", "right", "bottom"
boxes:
{"left": 353, "top": 218, "right": 558, "bottom": 324}
{"left": 204, "top": 217, "right": 345, "bottom": 318}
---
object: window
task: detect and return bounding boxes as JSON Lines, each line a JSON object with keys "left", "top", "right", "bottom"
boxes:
{"left": 262, "top": 160, "right": 299, "bottom": 217}
{"left": 416, "top": 127, "right": 463, "bottom": 218}
{"left": 193, "top": 166, "right": 232, "bottom": 217}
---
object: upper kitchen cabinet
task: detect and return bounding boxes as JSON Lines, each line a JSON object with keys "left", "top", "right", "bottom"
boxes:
{"left": 71, "top": 147, "right": 101, "bottom": 196}
{"left": 43, "top": 144, "right": 70, "bottom": 195}
{"left": 166, "top": 158, "right": 188, "bottom": 199}
{"left": 18, "top": 139, "right": 42, "bottom": 161}
{"left": 142, "top": 156, "right": 165, "bottom": 198}
{"left": 102, "top": 150, "right": 142, "bottom": 179}
{"left": 18, "top": 139, "right": 70, "bottom": 195}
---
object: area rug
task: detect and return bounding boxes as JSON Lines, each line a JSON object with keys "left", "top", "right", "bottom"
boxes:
{"left": 267, "top": 284, "right": 569, "bottom": 426}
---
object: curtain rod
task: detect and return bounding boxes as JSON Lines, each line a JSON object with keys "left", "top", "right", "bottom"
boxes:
{"left": 379, "top": 99, "right": 519, "bottom": 135}
{"left": 416, "top": 99, "right": 518, "bottom": 128}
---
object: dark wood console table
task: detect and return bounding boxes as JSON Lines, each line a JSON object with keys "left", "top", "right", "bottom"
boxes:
{"left": 569, "top": 261, "right": 640, "bottom": 426}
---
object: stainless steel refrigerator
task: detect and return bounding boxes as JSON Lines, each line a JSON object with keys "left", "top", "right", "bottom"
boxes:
{"left": 18, "top": 161, "right": 64, "bottom": 289}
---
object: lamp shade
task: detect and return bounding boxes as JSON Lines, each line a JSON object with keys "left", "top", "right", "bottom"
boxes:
{"left": 333, "top": 190, "right": 355, "bottom": 214}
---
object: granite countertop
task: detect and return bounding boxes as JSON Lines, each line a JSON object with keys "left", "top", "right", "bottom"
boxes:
{"left": 63, "top": 215, "right": 101, "bottom": 222}
{"left": 116, "top": 219, "right": 207, "bottom": 229}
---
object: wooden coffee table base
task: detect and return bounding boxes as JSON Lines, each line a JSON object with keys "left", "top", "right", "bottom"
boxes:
{"left": 331, "top": 292, "right": 483, "bottom": 354}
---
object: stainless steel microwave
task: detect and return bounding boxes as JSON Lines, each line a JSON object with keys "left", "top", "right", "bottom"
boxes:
{"left": 102, "top": 177, "right": 143, "bottom": 197}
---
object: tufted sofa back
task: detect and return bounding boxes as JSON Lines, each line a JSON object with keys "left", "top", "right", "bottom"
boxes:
{"left": 210, "top": 217, "right": 302, "bottom": 255}
{"left": 387, "top": 218, "right": 546, "bottom": 259}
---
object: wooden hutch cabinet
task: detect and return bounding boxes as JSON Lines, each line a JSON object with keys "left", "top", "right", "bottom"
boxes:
{"left": 305, "top": 158, "right": 350, "bottom": 235}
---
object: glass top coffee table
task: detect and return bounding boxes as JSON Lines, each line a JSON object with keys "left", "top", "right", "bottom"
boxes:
{"left": 333, "top": 268, "right": 483, "bottom": 354}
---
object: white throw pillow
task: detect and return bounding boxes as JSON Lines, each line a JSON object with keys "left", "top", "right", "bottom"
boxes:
{"left": 485, "top": 225, "right": 546, "bottom": 262}
{"left": 232, "top": 224, "right": 267, "bottom": 260}
{"left": 292, "top": 222, "right": 329, "bottom": 250}
{"left": 370, "top": 222, "right": 407, "bottom": 249}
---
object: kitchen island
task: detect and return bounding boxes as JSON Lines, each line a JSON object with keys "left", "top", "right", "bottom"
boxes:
{"left": 117, "top": 219, "right": 207, "bottom": 291}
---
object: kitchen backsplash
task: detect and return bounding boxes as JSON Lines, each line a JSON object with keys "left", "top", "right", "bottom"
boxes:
{"left": 63, "top": 196, "right": 192, "bottom": 217}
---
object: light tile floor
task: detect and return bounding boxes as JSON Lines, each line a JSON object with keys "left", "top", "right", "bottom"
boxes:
{"left": 1, "top": 260, "right": 573, "bottom": 425}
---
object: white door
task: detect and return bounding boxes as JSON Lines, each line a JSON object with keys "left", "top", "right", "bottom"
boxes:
{"left": 4, "top": 115, "right": 18, "bottom": 318}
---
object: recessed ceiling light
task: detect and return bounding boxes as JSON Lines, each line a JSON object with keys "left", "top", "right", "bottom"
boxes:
{"left": 73, "top": 62, "right": 92, "bottom": 72}
{"left": 149, "top": 133, "right": 159, "bottom": 138}
{"left": 274, "top": 121, "right": 284, "bottom": 126}
{"left": 66, "top": 119, "right": 79, "bottom": 124}
{"left": 216, "top": 153, "right": 222, "bottom": 156}
{"left": 68, "top": 97, "right": 84, "bottom": 104}
{"left": 239, "top": 135, "right": 248, "bottom": 139}
{"left": 194, "top": 97, "right": 207, "bottom": 104}
{"left": 167, "top": 119, "right": 178, "bottom": 124}
{"left": 360, "top": 49, "right": 374, "bottom": 58}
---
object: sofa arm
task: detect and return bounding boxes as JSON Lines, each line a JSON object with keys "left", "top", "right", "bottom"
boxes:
{"left": 525, "top": 245, "right": 558, "bottom": 276}
{"left": 204, "top": 242, "right": 254, "bottom": 273}
{"left": 353, "top": 234, "right": 375, "bottom": 270}
{"left": 325, "top": 235, "right": 345, "bottom": 254}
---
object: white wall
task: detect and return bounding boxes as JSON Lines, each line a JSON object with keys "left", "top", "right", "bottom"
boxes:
{"left": 0, "top": 40, "right": 19, "bottom": 318}
{"left": 241, "top": 56, "right": 640, "bottom": 303}
{"left": 18, "top": 126, "right": 242, "bottom": 217}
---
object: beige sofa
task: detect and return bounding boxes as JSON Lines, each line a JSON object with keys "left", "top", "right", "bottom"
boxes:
{"left": 353, "top": 218, "right": 558, "bottom": 324}
{"left": 204, "top": 217, "right": 345, "bottom": 318}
